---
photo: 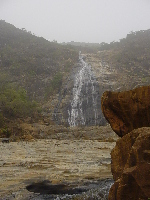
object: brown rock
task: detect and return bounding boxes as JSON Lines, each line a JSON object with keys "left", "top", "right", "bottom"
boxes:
{"left": 101, "top": 86, "right": 150, "bottom": 137}
{"left": 109, "top": 127, "right": 150, "bottom": 200}
{"left": 111, "top": 129, "right": 140, "bottom": 180}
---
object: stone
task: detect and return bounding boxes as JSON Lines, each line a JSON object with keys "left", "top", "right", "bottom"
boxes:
{"left": 1, "top": 138, "right": 10, "bottom": 143}
{"left": 108, "top": 127, "right": 150, "bottom": 200}
{"left": 101, "top": 85, "right": 150, "bottom": 137}
{"left": 0, "top": 136, "right": 116, "bottom": 199}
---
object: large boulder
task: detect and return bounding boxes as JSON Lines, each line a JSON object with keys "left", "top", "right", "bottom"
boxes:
{"left": 108, "top": 127, "right": 150, "bottom": 200}
{"left": 101, "top": 86, "right": 150, "bottom": 137}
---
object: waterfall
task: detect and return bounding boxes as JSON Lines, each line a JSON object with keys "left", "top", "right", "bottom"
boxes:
{"left": 68, "top": 53, "right": 101, "bottom": 127}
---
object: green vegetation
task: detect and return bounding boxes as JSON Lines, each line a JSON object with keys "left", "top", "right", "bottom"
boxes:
{"left": 0, "top": 20, "right": 79, "bottom": 129}
{"left": 45, "top": 72, "right": 63, "bottom": 98}
{"left": 98, "top": 30, "right": 150, "bottom": 67}
{"left": 0, "top": 20, "right": 78, "bottom": 100}
{"left": 0, "top": 128, "right": 11, "bottom": 137}
{"left": 0, "top": 113, "right": 4, "bottom": 128}
{"left": 95, "top": 29, "right": 150, "bottom": 89}
{"left": 0, "top": 83, "right": 37, "bottom": 118}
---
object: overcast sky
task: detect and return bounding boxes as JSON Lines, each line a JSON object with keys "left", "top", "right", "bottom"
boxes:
{"left": 0, "top": 0, "right": 150, "bottom": 43}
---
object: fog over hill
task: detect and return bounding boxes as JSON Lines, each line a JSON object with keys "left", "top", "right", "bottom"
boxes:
{"left": 0, "top": 0, "right": 150, "bottom": 43}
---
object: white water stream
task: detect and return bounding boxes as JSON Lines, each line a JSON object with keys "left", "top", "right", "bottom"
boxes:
{"left": 68, "top": 53, "right": 100, "bottom": 127}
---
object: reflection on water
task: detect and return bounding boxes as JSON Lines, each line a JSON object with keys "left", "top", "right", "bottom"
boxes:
{"left": 27, "top": 179, "right": 113, "bottom": 200}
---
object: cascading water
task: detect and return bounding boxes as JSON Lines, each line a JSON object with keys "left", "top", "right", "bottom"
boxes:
{"left": 68, "top": 52, "right": 103, "bottom": 127}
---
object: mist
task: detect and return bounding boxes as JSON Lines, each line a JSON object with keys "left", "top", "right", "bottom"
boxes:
{"left": 0, "top": 0, "right": 150, "bottom": 43}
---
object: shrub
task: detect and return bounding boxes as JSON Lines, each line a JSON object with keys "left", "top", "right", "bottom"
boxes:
{"left": 45, "top": 72, "right": 63, "bottom": 98}
{"left": 0, "top": 113, "right": 4, "bottom": 128}
{"left": 0, "top": 84, "right": 37, "bottom": 118}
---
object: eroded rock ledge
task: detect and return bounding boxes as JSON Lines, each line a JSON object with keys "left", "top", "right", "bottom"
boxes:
{"left": 101, "top": 86, "right": 150, "bottom": 199}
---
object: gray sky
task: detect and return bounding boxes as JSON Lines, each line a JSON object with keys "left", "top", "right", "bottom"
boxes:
{"left": 0, "top": 0, "right": 150, "bottom": 43}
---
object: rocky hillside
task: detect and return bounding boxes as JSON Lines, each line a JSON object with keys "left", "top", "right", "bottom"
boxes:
{"left": 0, "top": 20, "right": 78, "bottom": 131}
{"left": 0, "top": 20, "right": 78, "bottom": 100}
{"left": 69, "top": 29, "right": 150, "bottom": 129}
{"left": 1, "top": 21, "right": 150, "bottom": 138}
{"left": 85, "top": 29, "right": 150, "bottom": 91}
{"left": 45, "top": 28, "right": 150, "bottom": 127}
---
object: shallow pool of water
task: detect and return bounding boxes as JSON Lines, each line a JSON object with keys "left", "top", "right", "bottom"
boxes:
{"left": 26, "top": 179, "right": 113, "bottom": 200}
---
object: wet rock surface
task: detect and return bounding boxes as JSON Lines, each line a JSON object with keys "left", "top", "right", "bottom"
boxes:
{"left": 25, "top": 179, "right": 113, "bottom": 200}
{"left": 84, "top": 54, "right": 118, "bottom": 92}
{"left": 44, "top": 53, "right": 118, "bottom": 127}
{"left": 26, "top": 180, "right": 87, "bottom": 195}
{"left": 68, "top": 54, "right": 104, "bottom": 127}
{"left": 101, "top": 85, "right": 150, "bottom": 137}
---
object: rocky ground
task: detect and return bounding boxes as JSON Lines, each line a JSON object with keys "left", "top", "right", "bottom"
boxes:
{"left": 84, "top": 53, "right": 117, "bottom": 89}
{"left": 84, "top": 53, "right": 119, "bottom": 92}
{"left": 0, "top": 126, "right": 118, "bottom": 199}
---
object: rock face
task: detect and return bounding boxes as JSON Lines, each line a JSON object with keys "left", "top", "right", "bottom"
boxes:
{"left": 51, "top": 53, "right": 119, "bottom": 127}
{"left": 108, "top": 127, "right": 150, "bottom": 200}
{"left": 101, "top": 86, "right": 150, "bottom": 199}
{"left": 101, "top": 85, "right": 150, "bottom": 137}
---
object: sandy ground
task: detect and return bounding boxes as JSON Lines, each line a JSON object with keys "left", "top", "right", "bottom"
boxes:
{"left": 0, "top": 139, "right": 116, "bottom": 199}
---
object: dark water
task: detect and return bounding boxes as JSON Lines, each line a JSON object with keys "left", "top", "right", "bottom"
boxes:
{"left": 26, "top": 179, "right": 113, "bottom": 200}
